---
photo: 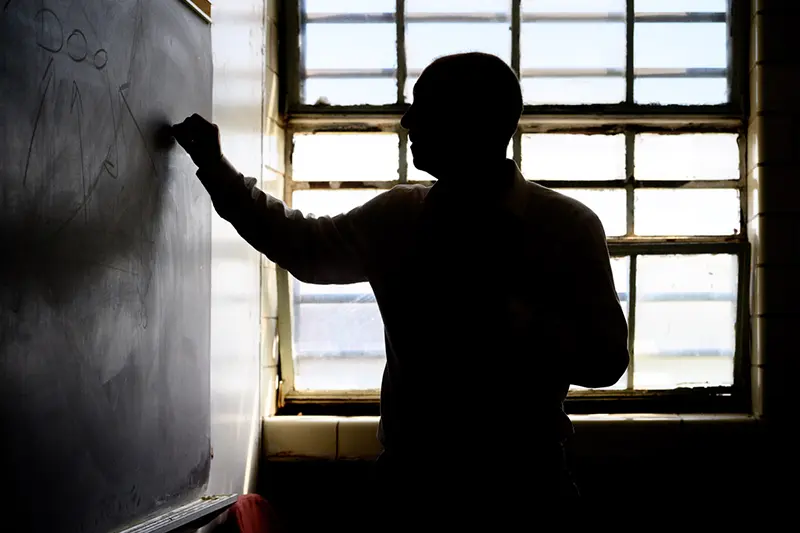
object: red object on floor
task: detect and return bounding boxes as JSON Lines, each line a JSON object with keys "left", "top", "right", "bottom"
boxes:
{"left": 214, "top": 494, "right": 285, "bottom": 533}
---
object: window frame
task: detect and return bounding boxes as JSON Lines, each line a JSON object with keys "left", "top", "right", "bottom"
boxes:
{"left": 274, "top": 0, "right": 751, "bottom": 412}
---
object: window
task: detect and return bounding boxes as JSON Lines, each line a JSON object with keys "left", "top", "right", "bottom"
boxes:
{"left": 279, "top": 0, "right": 747, "bottom": 403}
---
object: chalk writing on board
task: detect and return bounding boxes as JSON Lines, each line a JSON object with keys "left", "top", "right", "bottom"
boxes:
{"left": 67, "top": 29, "right": 88, "bottom": 62}
{"left": 35, "top": 8, "right": 63, "bottom": 53}
{"left": 70, "top": 81, "right": 88, "bottom": 223}
{"left": 22, "top": 57, "right": 54, "bottom": 187}
{"left": 18, "top": 2, "right": 167, "bottom": 332}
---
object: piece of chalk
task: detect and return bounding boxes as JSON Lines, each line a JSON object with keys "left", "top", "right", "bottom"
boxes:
{"left": 152, "top": 121, "right": 176, "bottom": 151}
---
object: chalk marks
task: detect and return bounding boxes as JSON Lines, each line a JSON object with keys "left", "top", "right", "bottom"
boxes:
{"left": 94, "top": 49, "right": 108, "bottom": 70}
{"left": 34, "top": 9, "right": 106, "bottom": 70}
{"left": 71, "top": 81, "right": 88, "bottom": 223}
{"left": 119, "top": 82, "right": 158, "bottom": 173}
{"left": 36, "top": 9, "right": 63, "bottom": 53}
{"left": 67, "top": 29, "right": 88, "bottom": 62}
{"left": 22, "top": 57, "right": 55, "bottom": 188}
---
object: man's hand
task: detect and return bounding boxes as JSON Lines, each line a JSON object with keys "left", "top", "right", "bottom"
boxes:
{"left": 172, "top": 113, "right": 223, "bottom": 169}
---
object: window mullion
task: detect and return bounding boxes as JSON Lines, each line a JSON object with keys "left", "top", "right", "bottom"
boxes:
{"left": 511, "top": 0, "right": 521, "bottom": 166}
{"left": 297, "top": 0, "right": 308, "bottom": 106}
{"left": 625, "top": 0, "right": 634, "bottom": 104}
{"left": 627, "top": 254, "right": 638, "bottom": 390}
{"left": 396, "top": 0, "right": 406, "bottom": 104}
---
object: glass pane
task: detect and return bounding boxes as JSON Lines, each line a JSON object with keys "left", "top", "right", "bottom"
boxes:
{"left": 407, "top": 0, "right": 510, "bottom": 13}
{"left": 293, "top": 288, "right": 385, "bottom": 390}
{"left": 291, "top": 190, "right": 385, "bottom": 390}
{"left": 634, "top": 189, "right": 740, "bottom": 236}
{"left": 404, "top": 76, "right": 419, "bottom": 103}
{"left": 634, "top": 78, "right": 728, "bottom": 105}
{"left": 521, "top": 134, "right": 625, "bottom": 181}
{"left": 306, "top": 0, "right": 396, "bottom": 13}
{"left": 406, "top": 23, "right": 511, "bottom": 72}
{"left": 635, "top": 0, "right": 727, "bottom": 12}
{"left": 407, "top": 141, "right": 512, "bottom": 181}
{"left": 292, "top": 133, "right": 399, "bottom": 182}
{"left": 572, "top": 255, "right": 631, "bottom": 391}
{"left": 635, "top": 134, "right": 739, "bottom": 181}
{"left": 552, "top": 189, "right": 627, "bottom": 237}
{"left": 521, "top": 77, "right": 625, "bottom": 105}
{"left": 304, "top": 78, "right": 397, "bottom": 105}
{"left": 305, "top": 24, "right": 396, "bottom": 70}
{"left": 634, "top": 254, "right": 737, "bottom": 389}
{"left": 524, "top": 0, "right": 625, "bottom": 12}
{"left": 521, "top": 23, "right": 625, "bottom": 69}
{"left": 634, "top": 23, "right": 727, "bottom": 69}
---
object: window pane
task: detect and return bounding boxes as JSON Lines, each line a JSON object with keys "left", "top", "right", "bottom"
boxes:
{"left": 304, "top": 78, "right": 397, "bottom": 105}
{"left": 291, "top": 190, "right": 385, "bottom": 391}
{"left": 292, "top": 133, "right": 399, "bottom": 182}
{"left": 305, "top": 24, "right": 396, "bottom": 70}
{"left": 634, "top": 189, "right": 740, "bottom": 236}
{"left": 635, "top": 0, "right": 726, "bottom": 12}
{"left": 552, "top": 189, "right": 627, "bottom": 237}
{"left": 521, "top": 134, "right": 625, "bottom": 181}
{"left": 634, "top": 254, "right": 737, "bottom": 389}
{"left": 524, "top": 0, "right": 625, "bottom": 12}
{"left": 634, "top": 78, "right": 728, "bottom": 105}
{"left": 407, "top": 0, "right": 509, "bottom": 13}
{"left": 404, "top": 76, "right": 419, "bottom": 103}
{"left": 634, "top": 23, "right": 727, "bottom": 69}
{"left": 306, "top": 0, "right": 395, "bottom": 12}
{"left": 522, "top": 77, "right": 625, "bottom": 105}
{"left": 521, "top": 23, "right": 625, "bottom": 69}
{"left": 635, "top": 134, "right": 739, "bottom": 181}
{"left": 406, "top": 23, "right": 511, "bottom": 72}
{"left": 571, "top": 255, "right": 631, "bottom": 391}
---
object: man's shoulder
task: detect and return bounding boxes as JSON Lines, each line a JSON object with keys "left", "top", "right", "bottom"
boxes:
{"left": 375, "top": 183, "right": 430, "bottom": 206}
{"left": 520, "top": 179, "right": 598, "bottom": 223}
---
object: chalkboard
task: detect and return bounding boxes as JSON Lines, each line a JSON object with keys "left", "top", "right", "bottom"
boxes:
{"left": 0, "top": 1, "right": 213, "bottom": 532}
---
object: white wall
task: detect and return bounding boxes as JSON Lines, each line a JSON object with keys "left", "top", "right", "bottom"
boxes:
{"left": 205, "top": 0, "right": 284, "bottom": 497}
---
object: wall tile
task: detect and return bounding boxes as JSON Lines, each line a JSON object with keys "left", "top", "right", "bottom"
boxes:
{"left": 264, "top": 417, "right": 339, "bottom": 459}
{"left": 751, "top": 64, "right": 800, "bottom": 113}
{"left": 752, "top": 263, "right": 800, "bottom": 315}
{"left": 751, "top": 12, "right": 798, "bottom": 67}
{"left": 338, "top": 418, "right": 382, "bottom": 459}
{"left": 749, "top": 213, "right": 800, "bottom": 265}
{"left": 264, "top": 69, "right": 280, "bottom": 123}
{"left": 261, "top": 316, "right": 279, "bottom": 367}
{"left": 747, "top": 165, "right": 800, "bottom": 217}
{"left": 751, "top": 314, "right": 799, "bottom": 367}
{"left": 747, "top": 115, "right": 800, "bottom": 168}
{"left": 262, "top": 264, "right": 279, "bottom": 319}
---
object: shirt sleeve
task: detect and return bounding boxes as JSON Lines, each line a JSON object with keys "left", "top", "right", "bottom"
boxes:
{"left": 559, "top": 210, "right": 631, "bottom": 388}
{"left": 196, "top": 156, "right": 388, "bottom": 285}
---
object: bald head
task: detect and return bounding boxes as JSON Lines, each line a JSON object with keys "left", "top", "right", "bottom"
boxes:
{"left": 401, "top": 53, "right": 523, "bottom": 178}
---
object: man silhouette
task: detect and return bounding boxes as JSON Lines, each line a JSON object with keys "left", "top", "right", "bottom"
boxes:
{"left": 174, "top": 52, "right": 629, "bottom": 521}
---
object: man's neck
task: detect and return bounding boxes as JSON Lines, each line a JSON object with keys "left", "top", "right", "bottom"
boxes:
{"left": 431, "top": 157, "right": 513, "bottom": 190}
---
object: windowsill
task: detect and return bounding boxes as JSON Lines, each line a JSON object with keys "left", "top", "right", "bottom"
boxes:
{"left": 262, "top": 413, "right": 758, "bottom": 461}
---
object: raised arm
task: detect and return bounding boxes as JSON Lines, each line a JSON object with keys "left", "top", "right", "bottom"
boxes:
{"left": 558, "top": 211, "right": 630, "bottom": 388}
{"left": 172, "top": 114, "right": 377, "bottom": 285}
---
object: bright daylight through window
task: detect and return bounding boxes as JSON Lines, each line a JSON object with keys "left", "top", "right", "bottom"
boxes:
{"left": 280, "top": 0, "right": 746, "bottom": 398}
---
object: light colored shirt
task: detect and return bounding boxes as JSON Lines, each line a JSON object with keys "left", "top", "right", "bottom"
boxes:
{"left": 197, "top": 157, "right": 629, "bottom": 458}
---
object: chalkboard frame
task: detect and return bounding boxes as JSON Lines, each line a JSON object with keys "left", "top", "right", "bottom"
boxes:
{"left": 181, "top": 0, "right": 212, "bottom": 23}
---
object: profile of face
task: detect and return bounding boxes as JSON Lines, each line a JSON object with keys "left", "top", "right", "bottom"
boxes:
{"left": 400, "top": 54, "right": 522, "bottom": 179}
{"left": 401, "top": 71, "right": 453, "bottom": 176}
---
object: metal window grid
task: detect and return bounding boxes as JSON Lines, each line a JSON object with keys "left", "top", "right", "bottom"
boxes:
{"left": 275, "top": 0, "right": 749, "bottom": 404}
